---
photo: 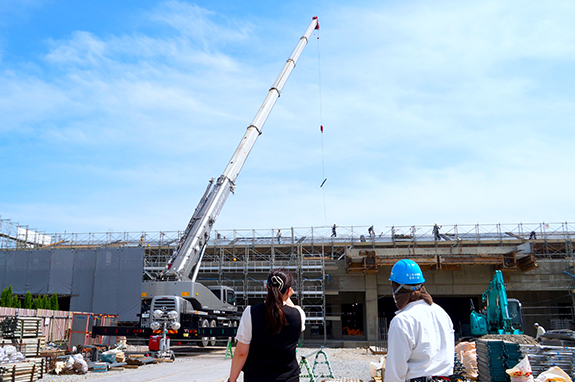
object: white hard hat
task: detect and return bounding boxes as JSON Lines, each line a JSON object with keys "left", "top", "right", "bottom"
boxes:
{"left": 534, "top": 323, "right": 539, "bottom": 327}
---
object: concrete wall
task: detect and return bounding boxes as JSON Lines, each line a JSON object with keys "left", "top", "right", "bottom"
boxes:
{"left": 324, "top": 259, "right": 575, "bottom": 342}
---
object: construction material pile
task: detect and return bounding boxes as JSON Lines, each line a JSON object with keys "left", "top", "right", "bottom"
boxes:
{"left": 479, "top": 334, "right": 540, "bottom": 346}
{"left": 476, "top": 339, "right": 523, "bottom": 382}
{"left": 520, "top": 345, "right": 575, "bottom": 379}
{"left": 472, "top": 333, "right": 575, "bottom": 382}
{"left": 0, "top": 317, "right": 48, "bottom": 381}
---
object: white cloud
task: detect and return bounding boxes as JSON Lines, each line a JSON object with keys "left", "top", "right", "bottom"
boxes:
{"left": 2, "top": 1, "right": 575, "bottom": 233}
{"left": 149, "top": 1, "right": 252, "bottom": 48}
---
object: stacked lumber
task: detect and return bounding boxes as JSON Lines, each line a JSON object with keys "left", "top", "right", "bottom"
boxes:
{"left": 38, "top": 348, "right": 65, "bottom": 373}
{"left": 125, "top": 355, "right": 156, "bottom": 369}
{"left": 0, "top": 358, "right": 45, "bottom": 382}
{"left": 27, "top": 357, "right": 47, "bottom": 378}
{"left": 16, "top": 336, "right": 45, "bottom": 357}
{"left": 2, "top": 318, "right": 41, "bottom": 339}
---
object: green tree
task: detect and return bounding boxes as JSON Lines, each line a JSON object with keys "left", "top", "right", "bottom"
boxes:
{"left": 22, "top": 292, "right": 33, "bottom": 309}
{"left": 49, "top": 294, "right": 59, "bottom": 310}
{"left": 0, "top": 286, "right": 13, "bottom": 308}
{"left": 31, "top": 296, "right": 42, "bottom": 310}
{"left": 41, "top": 295, "right": 49, "bottom": 309}
{"left": 12, "top": 297, "right": 21, "bottom": 309}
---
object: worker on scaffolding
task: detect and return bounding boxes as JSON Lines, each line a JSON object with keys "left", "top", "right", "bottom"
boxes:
{"left": 385, "top": 259, "right": 454, "bottom": 382}
{"left": 433, "top": 224, "right": 442, "bottom": 241}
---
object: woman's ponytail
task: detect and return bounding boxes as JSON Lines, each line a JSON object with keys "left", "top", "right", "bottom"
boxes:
{"left": 265, "top": 268, "right": 294, "bottom": 334}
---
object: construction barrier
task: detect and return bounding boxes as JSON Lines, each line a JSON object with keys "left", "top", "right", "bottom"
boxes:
{"left": 0, "top": 307, "right": 118, "bottom": 344}
{"left": 299, "top": 349, "right": 334, "bottom": 382}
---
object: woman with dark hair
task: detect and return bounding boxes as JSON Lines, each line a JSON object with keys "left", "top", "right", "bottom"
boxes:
{"left": 228, "top": 268, "right": 306, "bottom": 382}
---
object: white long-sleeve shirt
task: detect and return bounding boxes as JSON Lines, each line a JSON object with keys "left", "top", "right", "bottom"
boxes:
{"left": 536, "top": 326, "right": 546, "bottom": 339}
{"left": 385, "top": 300, "right": 455, "bottom": 382}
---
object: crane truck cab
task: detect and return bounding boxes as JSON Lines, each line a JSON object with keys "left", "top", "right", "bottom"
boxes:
{"left": 140, "top": 282, "right": 238, "bottom": 345}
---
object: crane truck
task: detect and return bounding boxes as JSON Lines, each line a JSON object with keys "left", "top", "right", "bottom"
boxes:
{"left": 93, "top": 17, "right": 319, "bottom": 347}
{"left": 470, "top": 270, "right": 524, "bottom": 336}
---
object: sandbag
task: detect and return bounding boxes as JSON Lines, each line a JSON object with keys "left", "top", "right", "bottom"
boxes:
{"left": 455, "top": 341, "right": 478, "bottom": 379}
{"left": 72, "top": 353, "right": 88, "bottom": 374}
{"left": 534, "top": 366, "right": 572, "bottom": 382}
{"left": 370, "top": 355, "right": 386, "bottom": 379}
{"left": 506, "top": 356, "right": 534, "bottom": 382}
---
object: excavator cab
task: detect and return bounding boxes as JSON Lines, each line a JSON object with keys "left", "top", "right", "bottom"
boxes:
{"left": 507, "top": 298, "right": 524, "bottom": 332}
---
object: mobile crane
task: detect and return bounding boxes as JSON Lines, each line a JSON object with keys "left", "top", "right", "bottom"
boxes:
{"left": 94, "top": 17, "right": 320, "bottom": 347}
{"left": 470, "top": 270, "right": 524, "bottom": 336}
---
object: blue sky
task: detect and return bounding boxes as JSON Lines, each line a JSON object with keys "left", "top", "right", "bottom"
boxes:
{"left": 1, "top": 1, "right": 574, "bottom": 235}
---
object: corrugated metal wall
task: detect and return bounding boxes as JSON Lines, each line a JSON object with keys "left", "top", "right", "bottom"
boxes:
{"left": 0, "top": 247, "right": 143, "bottom": 322}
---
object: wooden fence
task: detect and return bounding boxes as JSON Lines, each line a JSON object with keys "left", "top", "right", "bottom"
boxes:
{"left": 0, "top": 307, "right": 74, "bottom": 342}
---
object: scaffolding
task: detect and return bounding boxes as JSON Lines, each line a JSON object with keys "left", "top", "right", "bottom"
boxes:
{"left": 196, "top": 228, "right": 328, "bottom": 341}
{"left": 3, "top": 218, "right": 575, "bottom": 340}
{"left": 3, "top": 221, "right": 575, "bottom": 251}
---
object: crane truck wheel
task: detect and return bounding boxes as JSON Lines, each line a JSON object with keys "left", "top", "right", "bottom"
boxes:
{"left": 209, "top": 319, "right": 217, "bottom": 347}
{"left": 198, "top": 319, "right": 210, "bottom": 347}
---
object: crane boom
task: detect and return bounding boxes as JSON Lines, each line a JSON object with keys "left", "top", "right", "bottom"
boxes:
{"left": 162, "top": 17, "right": 320, "bottom": 281}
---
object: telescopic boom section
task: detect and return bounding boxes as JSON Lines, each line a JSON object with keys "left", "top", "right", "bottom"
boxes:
{"left": 161, "top": 17, "right": 319, "bottom": 282}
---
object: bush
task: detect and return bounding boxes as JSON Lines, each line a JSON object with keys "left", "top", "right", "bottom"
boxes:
{"left": 49, "top": 294, "right": 59, "bottom": 310}
{"left": 1, "top": 288, "right": 60, "bottom": 310}
{"left": 0, "top": 286, "right": 13, "bottom": 307}
{"left": 23, "top": 292, "right": 32, "bottom": 309}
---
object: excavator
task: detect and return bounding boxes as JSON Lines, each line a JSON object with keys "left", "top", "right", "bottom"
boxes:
{"left": 470, "top": 270, "right": 524, "bottom": 336}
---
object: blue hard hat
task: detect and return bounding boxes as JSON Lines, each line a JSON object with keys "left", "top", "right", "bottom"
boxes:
{"left": 389, "top": 259, "right": 425, "bottom": 284}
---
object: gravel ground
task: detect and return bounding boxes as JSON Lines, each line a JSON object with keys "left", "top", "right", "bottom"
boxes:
{"left": 30, "top": 335, "right": 542, "bottom": 381}
{"left": 477, "top": 334, "right": 539, "bottom": 345}
{"left": 36, "top": 346, "right": 384, "bottom": 382}
{"left": 300, "top": 347, "right": 385, "bottom": 381}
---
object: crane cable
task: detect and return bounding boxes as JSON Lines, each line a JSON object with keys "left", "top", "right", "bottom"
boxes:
{"left": 316, "top": 29, "right": 328, "bottom": 220}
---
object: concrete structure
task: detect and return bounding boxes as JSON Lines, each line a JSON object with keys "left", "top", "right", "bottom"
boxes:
{"left": 1, "top": 218, "right": 574, "bottom": 345}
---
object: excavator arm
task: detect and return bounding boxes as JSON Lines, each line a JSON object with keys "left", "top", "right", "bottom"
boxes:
{"left": 483, "top": 270, "right": 514, "bottom": 333}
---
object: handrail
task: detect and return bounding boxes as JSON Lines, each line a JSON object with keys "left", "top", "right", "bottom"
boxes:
{"left": 1, "top": 222, "right": 574, "bottom": 250}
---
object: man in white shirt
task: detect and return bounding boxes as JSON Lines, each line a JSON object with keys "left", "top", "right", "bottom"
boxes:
{"left": 385, "top": 259, "right": 455, "bottom": 382}
{"left": 534, "top": 323, "right": 546, "bottom": 340}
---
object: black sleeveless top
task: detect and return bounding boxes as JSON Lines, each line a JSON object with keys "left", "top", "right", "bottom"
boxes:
{"left": 242, "top": 303, "right": 302, "bottom": 381}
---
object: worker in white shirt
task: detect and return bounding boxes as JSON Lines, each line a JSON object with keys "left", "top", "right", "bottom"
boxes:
{"left": 534, "top": 323, "right": 546, "bottom": 340}
{"left": 385, "top": 259, "right": 455, "bottom": 382}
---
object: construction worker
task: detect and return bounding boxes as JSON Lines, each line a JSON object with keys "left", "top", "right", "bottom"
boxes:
{"left": 228, "top": 268, "right": 305, "bottom": 382}
{"left": 368, "top": 226, "right": 375, "bottom": 237}
{"left": 433, "top": 224, "right": 442, "bottom": 241}
{"left": 534, "top": 323, "right": 546, "bottom": 340}
{"left": 385, "top": 259, "right": 455, "bottom": 382}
